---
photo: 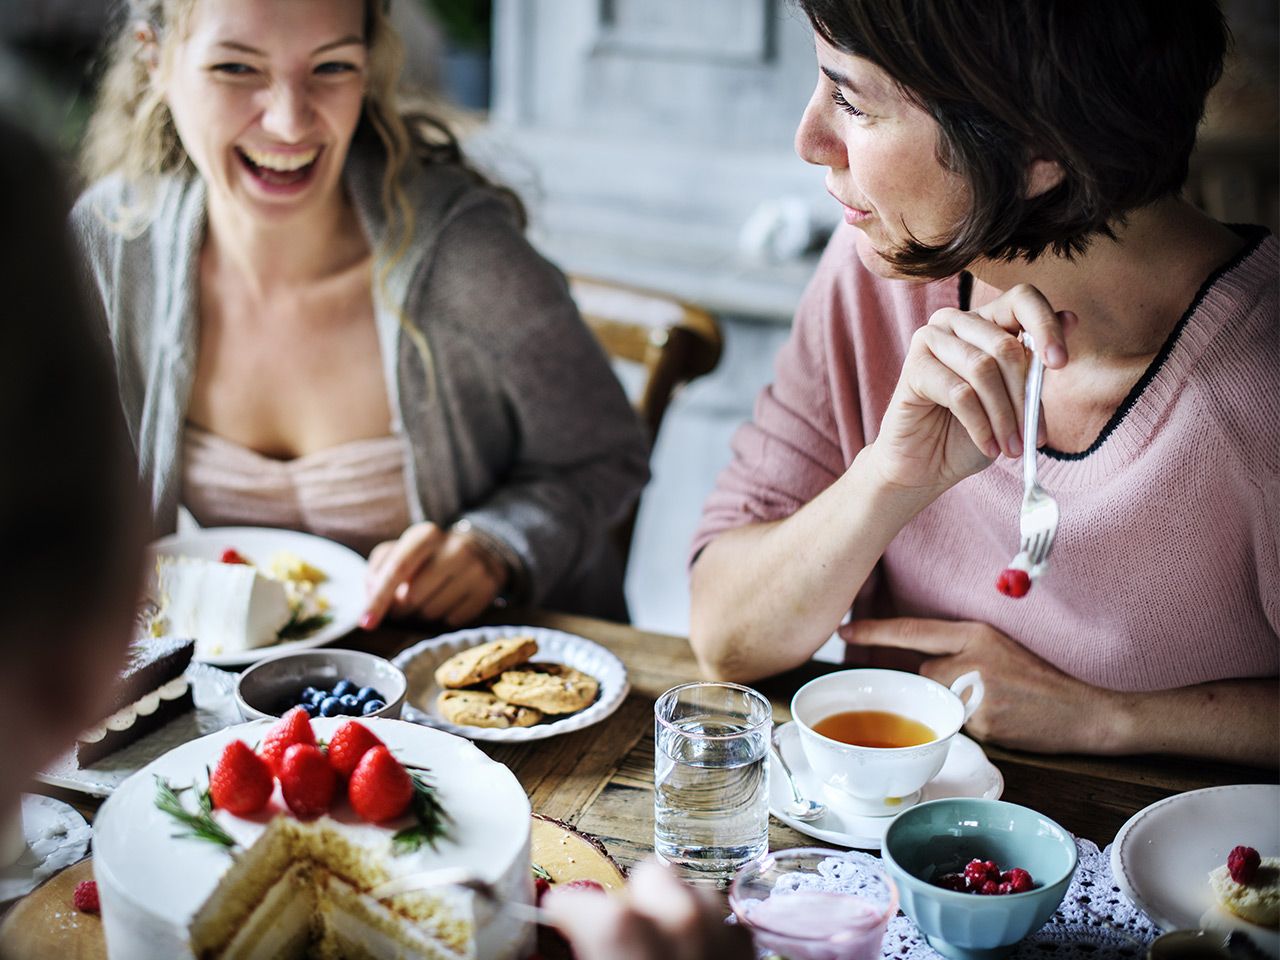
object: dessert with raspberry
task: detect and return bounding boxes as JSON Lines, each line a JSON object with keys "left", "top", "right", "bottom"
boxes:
{"left": 1208, "top": 845, "right": 1280, "bottom": 928}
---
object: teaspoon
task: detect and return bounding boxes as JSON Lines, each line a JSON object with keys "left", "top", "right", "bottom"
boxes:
{"left": 771, "top": 724, "right": 826, "bottom": 822}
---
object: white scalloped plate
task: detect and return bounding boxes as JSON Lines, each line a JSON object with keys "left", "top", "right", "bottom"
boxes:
{"left": 393, "top": 626, "right": 629, "bottom": 742}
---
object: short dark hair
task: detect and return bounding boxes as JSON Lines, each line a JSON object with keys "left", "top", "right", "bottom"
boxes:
{"left": 795, "top": 0, "right": 1229, "bottom": 277}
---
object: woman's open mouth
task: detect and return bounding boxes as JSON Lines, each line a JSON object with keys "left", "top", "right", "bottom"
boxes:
{"left": 236, "top": 146, "right": 321, "bottom": 191}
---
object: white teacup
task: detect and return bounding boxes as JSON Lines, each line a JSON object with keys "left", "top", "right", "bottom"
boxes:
{"left": 791, "top": 669, "right": 984, "bottom": 816}
{"left": 0, "top": 801, "right": 25, "bottom": 868}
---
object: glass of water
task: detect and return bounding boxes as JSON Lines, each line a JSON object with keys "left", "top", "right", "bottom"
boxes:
{"left": 654, "top": 681, "right": 772, "bottom": 881}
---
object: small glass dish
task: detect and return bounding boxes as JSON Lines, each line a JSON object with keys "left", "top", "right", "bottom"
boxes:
{"left": 730, "top": 848, "right": 898, "bottom": 960}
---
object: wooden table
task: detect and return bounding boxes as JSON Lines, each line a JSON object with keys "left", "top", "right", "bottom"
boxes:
{"left": 7, "top": 609, "right": 1276, "bottom": 956}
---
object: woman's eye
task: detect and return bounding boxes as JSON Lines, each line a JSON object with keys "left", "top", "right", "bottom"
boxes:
{"left": 830, "top": 87, "right": 865, "bottom": 118}
{"left": 314, "top": 61, "right": 358, "bottom": 76}
{"left": 211, "top": 62, "right": 256, "bottom": 76}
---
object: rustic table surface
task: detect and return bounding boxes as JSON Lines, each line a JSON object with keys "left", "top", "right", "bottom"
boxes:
{"left": 5, "top": 609, "right": 1275, "bottom": 958}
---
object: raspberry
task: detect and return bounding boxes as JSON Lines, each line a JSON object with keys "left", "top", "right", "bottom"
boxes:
{"left": 563, "top": 879, "right": 606, "bottom": 893}
{"left": 995, "top": 568, "right": 1032, "bottom": 598}
{"left": 936, "top": 873, "right": 968, "bottom": 892}
{"left": 1005, "top": 868, "right": 1034, "bottom": 893}
{"left": 963, "top": 859, "right": 991, "bottom": 888}
{"left": 1227, "top": 845, "right": 1261, "bottom": 885}
{"left": 534, "top": 877, "right": 551, "bottom": 903}
{"left": 220, "top": 548, "right": 249, "bottom": 564}
{"left": 73, "top": 879, "right": 100, "bottom": 913}
{"left": 980, "top": 879, "right": 1000, "bottom": 895}
{"left": 998, "top": 881, "right": 1014, "bottom": 895}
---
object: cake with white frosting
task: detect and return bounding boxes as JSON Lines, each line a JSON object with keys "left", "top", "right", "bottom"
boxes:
{"left": 155, "top": 556, "right": 292, "bottom": 658}
{"left": 93, "top": 718, "right": 534, "bottom": 959}
{"left": 76, "top": 636, "right": 195, "bottom": 766}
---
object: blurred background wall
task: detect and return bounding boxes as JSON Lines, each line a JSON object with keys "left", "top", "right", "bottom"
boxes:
{"left": 1, "top": 0, "right": 1275, "bottom": 635}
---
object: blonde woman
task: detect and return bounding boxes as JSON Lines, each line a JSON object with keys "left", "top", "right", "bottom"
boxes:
{"left": 73, "top": 0, "right": 648, "bottom": 625}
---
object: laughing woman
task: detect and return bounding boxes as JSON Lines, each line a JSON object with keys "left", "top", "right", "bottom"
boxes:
{"left": 690, "top": 0, "right": 1277, "bottom": 764}
{"left": 73, "top": 0, "right": 648, "bottom": 625}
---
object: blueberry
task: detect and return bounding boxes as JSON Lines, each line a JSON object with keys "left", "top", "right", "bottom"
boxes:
{"left": 301, "top": 686, "right": 322, "bottom": 703}
{"left": 309, "top": 689, "right": 328, "bottom": 707}
{"left": 333, "top": 679, "right": 357, "bottom": 698}
{"left": 355, "top": 686, "right": 380, "bottom": 705}
{"left": 301, "top": 701, "right": 319, "bottom": 717}
{"left": 319, "top": 696, "right": 343, "bottom": 717}
{"left": 361, "top": 699, "right": 386, "bottom": 716}
{"left": 339, "top": 694, "right": 361, "bottom": 714}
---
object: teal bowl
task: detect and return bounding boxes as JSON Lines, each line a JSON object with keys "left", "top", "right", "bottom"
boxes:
{"left": 882, "top": 798, "right": 1078, "bottom": 960}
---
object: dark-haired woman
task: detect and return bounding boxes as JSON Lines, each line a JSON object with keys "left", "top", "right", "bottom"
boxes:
{"left": 72, "top": 0, "right": 648, "bottom": 625}
{"left": 691, "top": 0, "right": 1277, "bottom": 764}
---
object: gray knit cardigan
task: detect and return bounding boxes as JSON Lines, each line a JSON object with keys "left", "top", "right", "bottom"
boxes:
{"left": 71, "top": 142, "right": 650, "bottom": 620}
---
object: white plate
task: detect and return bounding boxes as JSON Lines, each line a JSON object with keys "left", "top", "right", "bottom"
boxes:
{"left": 1112, "top": 784, "right": 1279, "bottom": 957}
{"left": 393, "top": 625, "right": 629, "bottom": 742}
{"left": 149, "top": 526, "right": 368, "bottom": 667}
{"left": 35, "top": 662, "right": 242, "bottom": 798}
{"left": 0, "top": 796, "right": 91, "bottom": 903}
{"left": 768, "top": 721, "right": 1004, "bottom": 850}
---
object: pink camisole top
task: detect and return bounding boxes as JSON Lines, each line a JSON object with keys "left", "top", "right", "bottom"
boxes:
{"left": 181, "top": 424, "right": 412, "bottom": 557}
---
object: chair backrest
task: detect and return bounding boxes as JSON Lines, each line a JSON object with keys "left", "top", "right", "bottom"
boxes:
{"left": 569, "top": 275, "right": 724, "bottom": 560}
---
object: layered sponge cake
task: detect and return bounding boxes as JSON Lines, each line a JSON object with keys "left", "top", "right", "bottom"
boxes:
{"left": 92, "top": 718, "right": 533, "bottom": 959}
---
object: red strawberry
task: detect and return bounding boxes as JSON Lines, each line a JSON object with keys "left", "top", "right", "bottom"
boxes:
{"left": 210, "top": 739, "right": 274, "bottom": 815}
{"left": 73, "top": 879, "right": 100, "bottom": 914}
{"left": 348, "top": 745, "right": 414, "bottom": 823}
{"left": 995, "top": 568, "right": 1032, "bottom": 598}
{"left": 220, "top": 548, "right": 249, "bottom": 564}
{"left": 278, "top": 743, "right": 336, "bottom": 819}
{"left": 1227, "top": 845, "right": 1261, "bottom": 885}
{"left": 327, "top": 721, "right": 385, "bottom": 779}
{"left": 562, "top": 879, "right": 606, "bottom": 894}
{"left": 258, "top": 707, "right": 316, "bottom": 776}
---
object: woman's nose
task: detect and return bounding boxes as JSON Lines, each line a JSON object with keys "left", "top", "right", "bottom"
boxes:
{"left": 260, "top": 81, "right": 314, "bottom": 142}
{"left": 794, "top": 89, "right": 844, "bottom": 169}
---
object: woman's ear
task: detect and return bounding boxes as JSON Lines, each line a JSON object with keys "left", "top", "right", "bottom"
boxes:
{"left": 134, "top": 20, "right": 161, "bottom": 74}
{"left": 1025, "top": 157, "right": 1065, "bottom": 200}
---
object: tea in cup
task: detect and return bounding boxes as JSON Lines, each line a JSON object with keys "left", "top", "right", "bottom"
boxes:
{"left": 790, "top": 669, "right": 983, "bottom": 816}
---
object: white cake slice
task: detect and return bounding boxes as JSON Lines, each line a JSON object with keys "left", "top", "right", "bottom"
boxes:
{"left": 155, "top": 557, "right": 292, "bottom": 658}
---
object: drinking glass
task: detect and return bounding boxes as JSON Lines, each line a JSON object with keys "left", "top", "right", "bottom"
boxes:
{"left": 653, "top": 681, "right": 772, "bottom": 881}
{"left": 730, "top": 848, "right": 898, "bottom": 960}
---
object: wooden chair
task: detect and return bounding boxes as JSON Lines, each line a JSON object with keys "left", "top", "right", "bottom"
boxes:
{"left": 569, "top": 275, "right": 724, "bottom": 560}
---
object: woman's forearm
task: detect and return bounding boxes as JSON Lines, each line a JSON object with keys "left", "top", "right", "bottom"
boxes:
{"left": 688, "top": 446, "right": 939, "bottom": 683}
{"left": 1105, "top": 678, "right": 1279, "bottom": 767}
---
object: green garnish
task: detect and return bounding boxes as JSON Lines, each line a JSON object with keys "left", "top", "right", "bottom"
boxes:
{"left": 278, "top": 611, "right": 333, "bottom": 640}
{"left": 154, "top": 775, "right": 236, "bottom": 850}
{"left": 532, "top": 862, "right": 553, "bottom": 882}
{"left": 392, "top": 767, "right": 452, "bottom": 854}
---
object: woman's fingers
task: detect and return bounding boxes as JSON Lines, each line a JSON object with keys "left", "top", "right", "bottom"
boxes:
{"left": 922, "top": 314, "right": 1024, "bottom": 457}
{"left": 361, "top": 522, "right": 444, "bottom": 628}
{"left": 975, "top": 284, "right": 1070, "bottom": 368}
{"left": 903, "top": 351, "right": 1002, "bottom": 459}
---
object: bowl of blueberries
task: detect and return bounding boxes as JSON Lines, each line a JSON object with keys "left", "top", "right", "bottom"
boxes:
{"left": 235, "top": 648, "right": 407, "bottom": 722}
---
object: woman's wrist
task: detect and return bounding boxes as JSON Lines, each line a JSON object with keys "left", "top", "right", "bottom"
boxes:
{"left": 450, "top": 518, "right": 516, "bottom": 595}
{"left": 844, "top": 445, "right": 950, "bottom": 529}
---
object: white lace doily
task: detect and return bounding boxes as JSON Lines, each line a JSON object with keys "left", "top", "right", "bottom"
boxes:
{"left": 742, "top": 840, "right": 1160, "bottom": 960}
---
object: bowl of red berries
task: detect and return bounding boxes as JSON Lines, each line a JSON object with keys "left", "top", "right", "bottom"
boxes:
{"left": 882, "top": 797, "right": 1078, "bottom": 960}
{"left": 235, "top": 648, "right": 407, "bottom": 723}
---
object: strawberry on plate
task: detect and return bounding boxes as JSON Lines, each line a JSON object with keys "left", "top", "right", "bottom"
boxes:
{"left": 279, "top": 743, "right": 336, "bottom": 819}
{"left": 349, "top": 745, "right": 414, "bottom": 823}
{"left": 209, "top": 740, "right": 274, "bottom": 816}
{"left": 259, "top": 707, "right": 316, "bottom": 776}
{"left": 328, "top": 720, "right": 385, "bottom": 779}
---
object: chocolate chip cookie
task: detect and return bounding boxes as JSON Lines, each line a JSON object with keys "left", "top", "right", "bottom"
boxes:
{"left": 490, "top": 663, "right": 599, "bottom": 714}
{"left": 437, "top": 689, "right": 543, "bottom": 728}
{"left": 434, "top": 635, "right": 539, "bottom": 689}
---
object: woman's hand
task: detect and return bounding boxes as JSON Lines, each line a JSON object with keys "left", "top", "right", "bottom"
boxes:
{"left": 361, "top": 522, "right": 508, "bottom": 630}
{"left": 867, "top": 284, "right": 1072, "bottom": 492}
{"left": 542, "top": 859, "right": 754, "bottom": 960}
{"left": 840, "top": 616, "right": 1117, "bottom": 753}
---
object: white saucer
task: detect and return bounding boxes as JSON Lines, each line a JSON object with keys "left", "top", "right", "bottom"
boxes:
{"left": 0, "top": 795, "right": 91, "bottom": 903}
{"left": 768, "top": 722, "right": 1003, "bottom": 850}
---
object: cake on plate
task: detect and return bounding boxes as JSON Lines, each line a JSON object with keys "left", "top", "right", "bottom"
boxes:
{"left": 154, "top": 556, "right": 293, "bottom": 658}
{"left": 92, "top": 717, "right": 533, "bottom": 959}
{"left": 1209, "top": 846, "right": 1280, "bottom": 928}
{"left": 76, "top": 636, "right": 195, "bottom": 766}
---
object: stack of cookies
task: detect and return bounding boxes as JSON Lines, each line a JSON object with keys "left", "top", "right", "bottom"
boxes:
{"left": 434, "top": 636, "right": 601, "bottom": 729}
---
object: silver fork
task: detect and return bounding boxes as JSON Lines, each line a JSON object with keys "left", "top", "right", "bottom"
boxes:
{"left": 1018, "top": 335, "right": 1059, "bottom": 577}
{"left": 369, "top": 868, "right": 550, "bottom": 925}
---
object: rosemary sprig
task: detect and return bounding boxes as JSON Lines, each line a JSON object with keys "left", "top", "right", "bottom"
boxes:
{"left": 392, "top": 767, "right": 452, "bottom": 854}
{"left": 531, "top": 862, "right": 553, "bottom": 882}
{"left": 154, "top": 775, "right": 237, "bottom": 850}
{"left": 278, "top": 611, "right": 333, "bottom": 640}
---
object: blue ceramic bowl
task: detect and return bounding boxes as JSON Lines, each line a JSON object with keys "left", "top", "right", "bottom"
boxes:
{"left": 882, "top": 798, "right": 1078, "bottom": 960}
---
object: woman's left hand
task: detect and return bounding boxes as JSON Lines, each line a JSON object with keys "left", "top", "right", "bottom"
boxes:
{"left": 839, "top": 617, "right": 1120, "bottom": 753}
{"left": 362, "top": 521, "right": 508, "bottom": 630}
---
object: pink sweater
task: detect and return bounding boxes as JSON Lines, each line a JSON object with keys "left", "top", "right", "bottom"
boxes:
{"left": 693, "top": 225, "right": 1279, "bottom": 692}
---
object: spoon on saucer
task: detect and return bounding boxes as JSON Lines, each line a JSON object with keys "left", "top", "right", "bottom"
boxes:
{"left": 771, "top": 724, "right": 826, "bottom": 822}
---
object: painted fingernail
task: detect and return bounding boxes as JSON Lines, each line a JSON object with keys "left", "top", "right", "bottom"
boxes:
{"left": 359, "top": 613, "right": 378, "bottom": 630}
{"left": 1046, "top": 343, "right": 1067, "bottom": 367}
{"left": 1007, "top": 434, "right": 1023, "bottom": 457}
